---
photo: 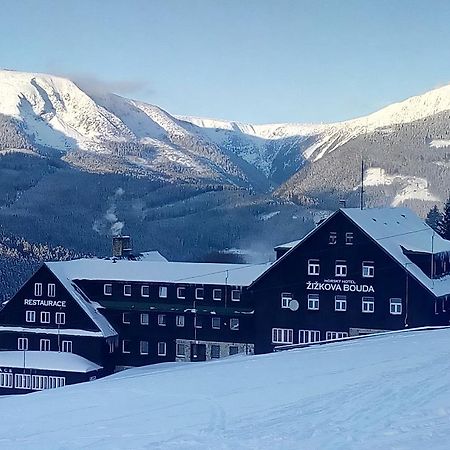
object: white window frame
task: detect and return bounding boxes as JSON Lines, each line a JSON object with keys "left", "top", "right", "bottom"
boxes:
{"left": 47, "top": 283, "right": 56, "bottom": 297}
{"left": 329, "top": 232, "right": 337, "bottom": 245}
{"left": 272, "top": 328, "right": 294, "bottom": 344}
{"left": 159, "top": 286, "right": 168, "bottom": 298}
{"left": 122, "top": 340, "right": 131, "bottom": 354}
{"left": 0, "top": 373, "right": 13, "bottom": 388}
{"left": 362, "top": 262, "right": 375, "bottom": 278}
{"left": 194, "top": 316, "right": 202, "bottom": 328}
{"left": 48, "top": 376, "right": 65, "bottom": 389}
{"left": 40, "top": 311, "right": 50, "bottom": 324}
{"left": 213, "top": 289, "right": 222, "bottom": 301}
{"left": 177, "top": 287, "right": 186, "bottom": 299}
{"left": 124, "top": 284, "right": 132, "bottom": 297}
{"left": 32, "top": 375, "right": 48, "bottom": 391}
{"left": 15, "top": 374, "right": 31, "bottom": 390}
{"left": 140, "top": 313, "right": 149, "bottom": 325}
{"left": 389, "top": 298, "right": 402, "bottom": 315}
{"left": 122, "top": 312, "right": 131, "bottom": 324}
{"left": 176, "top": 343, "right": 185, "bottom": 357}
{"left": 62, "top": 340, "right": 72, "bottom": 352}
{"left": 212, "top": 317, "right": 221, "bottom": 329}
{"left": 34, "top": 283, "right": 43, "bottom": 297}
{"left": 335, "top": 261, "right": 347, "bottom": 277}
{"left": 326, "top": 331, "right": 349, "bottom": 341}
{"left": 40, "top": 339, "right": 51, "bottom": 351}
{"left": 230, "top": 318, "right": 239, "bottom": 330}
{"left": 158, "top": 314, "right": 166, "bottom": 326}
{"left": 18, "top": 337, "right": 28, "bottom": 351}
{"left": 104, "top": 283, "right": 112, "bottom": 296}
{"left": 25, "top": 310, "right": 36, "bottom": 323}
{"left": 55, "top": 312, "right": 65, "bottom": 325}
{"left": 281, "top": 292, "right": 292, "bottom": 309}
{"left": 335, "top": 295, "right": 347, "bottom": 312}
{"left": 362, "top": 297, "right": 375, "bottom": 313}
{"left": 299, "top": 330, "right": 321, "bottom": 344}
{"left": 195, "top": 288, "right": 204, "bottom": 300}
{"left": 158, "top": 342, "right": 166, "bottom": 356}
{"left": 345, "top": 232, "right": 354, "bottom": 245}
{"left": 308, "top": 259, "right": 320, "bottom": 276}
{"left": 176, "top": 315, "right": 185, "bottom": 327}
{"left": 231, "top": 289, "right": 241, "bottom": 302}
{"left": 307, "top": 294, "right": 319, "bottom": 311}
{"left": 140, "top": 340, "right": 149, "bottom": 355}
{"left": 141, "top": 285, "right": 150, "bottom": 297}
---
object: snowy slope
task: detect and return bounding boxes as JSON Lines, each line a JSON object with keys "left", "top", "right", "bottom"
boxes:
{"left": 2, "top": 328, "right": 450, "bottom": 449}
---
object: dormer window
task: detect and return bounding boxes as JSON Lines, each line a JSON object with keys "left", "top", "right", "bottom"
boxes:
{"left": 362, "top": 262, "right": 375, "bottom": 278}
{"left": 329, "top": 232, "right": 337, "bottom": 245}
{"left": 335, "top": 261, "right": 347, "bottom": 277}
{"left": 308, "top": 259, "right": 320, "bottom": 276}
{"left": 345, "top": 232, "right": 354, "bottom": 245}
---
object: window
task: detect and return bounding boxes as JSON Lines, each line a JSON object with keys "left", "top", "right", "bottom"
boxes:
{"left": 158, "top": 342, "right": 166, "bottom": 356}
{"left": 308, "top": 294, "right": 320, "bottom": 311}
{"left": 272, "top": 328, "right": 294, "bottom": 344}
{"left": 140, "top": 341, "right": 149, "bottom": 355}
{"left": 362, "top": 262, "right": 375, "bottom": 278}
{"left": 231, "top": 290, "right": 241, "bottom": 301}
{"left": 345, "top": 232, "right": 354, "bottom": 245}
{"left": 212, "top": 317, "right": 221, "bottom": 329}
{"left": 229, "top": 346, "right": 239, "bottom": 356}
{"left": 40, "top": 339, "right": 51, "bottom": 351}
{"left": 34, "top": 283, "right": 43, "bottom": 297}
{"left": 159, "top": 286, "right": 167, "bottom": 298}
{"left": 176, "top": 315, "right": 185, "bottom": 327}
{"left": 62, "top": 340, "right": 72, "bottom": 352}
{"left": 230, "top": 318, "right": 239, "bottom": 330}
{"left": 177, "top": 287, "right": 186, "bottom": 299}
{"left": 299, "top": 330, "right": 321, "bottom": 344}
{"left": 326, "top": 331, "right": 349, "bottom": 341}
{"left": 141, "top": 285, "right": 150, "bottom": 297}
{"left": 40, "top": 311, "right": 50, "bottom": 324}
{"left": 124, "top": 284, "right": 132, "bottom": 296}
{"left": 55, "top": 312, "right": 65, "bottom": 325}
{"left": 0, "top": 373, "right": 13, "bottom": 388}
{"left": 211, "top": 344, "right": 220, "bottom": 359}
{"left": 122, "top": 312, "right": 131, "bottom": 324}
{"left": 308, "top": 259, "right": 320, "bottom": 276}
{"left": 32, "top": 375, "right": 48, "bottom": 390}
{"left": 158, "top": 314, "right": 166, "bottom": 326}
{"left": 362, "top": 297, "right": 375, "bottom": 313}
{"left": 329, "top": 232, "right": 337, "bottom": 245}
{"left": 195, "top": 288, "right": 204, "bottom": 300}
{"left": 390, "top": 298, "right": 402, "bottom": 315}
{"left": 140, "top": 313, "right": 149, "bottom": 325}
{"left": 18, "top": 338, "right": 28, "bottom": 351}
{"left": 335, "top": 261, "right": 347, "bottom": 277}
{"left": 48, "top": 376, "right": 65, "bottom": 389}
{"left": 48, "top": 283, "right": 56, "bottom": 297}
{"left": 104, "top": 283, "right": 112, "bottom": 296}
{"left": 281, "top": 292, "right": 292, "bottom": 309}
{"left": 108, "top": 340, "right": 115, "bottom": 353}
{"left": 15, "top": 374, "right": 31, "bottom": 390}
{"left": 194, "top": 316, "right": 202, "bottom": 328}
{"left": 122, "top": 340, "right": 131, "bottom": 354}
{"left": 25, "top": 310, "right": 36, "bottom": 323}
{"left": 335, "top": 295, "right": 347, "bottom": 312}
{"left": 213, "top": 289, "right": 222, "bottom": 301}
{"left": 176, "top": 343, "right": 185, "bottom": 357}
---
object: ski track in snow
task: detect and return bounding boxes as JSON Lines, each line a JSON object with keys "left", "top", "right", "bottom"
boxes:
{"left": 1, "top": 329, "right": 450, "bottom": 449}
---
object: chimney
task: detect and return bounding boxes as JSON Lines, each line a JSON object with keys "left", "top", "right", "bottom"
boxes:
{"left": 112, "top": 236, "right": 132, "bottom": 258}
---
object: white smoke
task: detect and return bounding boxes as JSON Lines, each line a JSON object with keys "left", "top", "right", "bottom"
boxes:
{"left": 93, "top": 188, "right": 126, "bottom": 236}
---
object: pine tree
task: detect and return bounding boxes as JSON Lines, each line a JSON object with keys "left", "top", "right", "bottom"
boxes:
{"left": 437, "top": 197, "right": 450, "bottom": 240}
{"left": 426, "top": 205, "right": 442, "bottom": 232}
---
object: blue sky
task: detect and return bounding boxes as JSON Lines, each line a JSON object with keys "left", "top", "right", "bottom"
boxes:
{"left": 1, "top": 0, "right": 450, "bottom": 123}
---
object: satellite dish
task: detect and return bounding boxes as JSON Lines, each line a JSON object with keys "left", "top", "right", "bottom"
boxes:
{"left": 289, "top": 299, "right": 299, "bottom": 311}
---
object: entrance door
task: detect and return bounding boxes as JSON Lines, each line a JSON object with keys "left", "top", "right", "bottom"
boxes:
{"left": 191, "top": 343, "right": 207, "bottom": 362}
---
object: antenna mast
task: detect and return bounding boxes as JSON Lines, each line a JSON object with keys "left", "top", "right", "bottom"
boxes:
{"left": 360, "top": 159, "right": 364, "bottom": 210}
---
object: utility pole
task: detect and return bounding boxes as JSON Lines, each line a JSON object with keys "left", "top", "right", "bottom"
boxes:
{"left": 360, "top": 159, "right": 364, "bottom": 210}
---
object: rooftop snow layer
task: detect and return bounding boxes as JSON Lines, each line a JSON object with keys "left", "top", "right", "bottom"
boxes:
{"left": 0, "top": 351, "right": 102, "bottom": 372}
{"left": 46, "top": 259, "right": 272, "bottom": 287}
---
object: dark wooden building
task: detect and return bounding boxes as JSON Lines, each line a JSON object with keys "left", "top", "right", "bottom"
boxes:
{"left": 249, "top": 207, "right": 450, "bottom": 354}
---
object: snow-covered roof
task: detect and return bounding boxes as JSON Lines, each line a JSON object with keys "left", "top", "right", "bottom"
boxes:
{"left": 45, "top": 263, "right": 118, "bottom": 338}
{"left": 47, "top": 259, "right": 272, "bottom": 287}
{"left": 0, "top": 351, "right": 102, "bottom": 373}
{"left": 136, "top": 251, "right": 168, "bottom": 262}
{"left": 341, "top": 207, "right": 450, "bottom": 297}
{"left": 274, "top": 240, "right": 301, "bottom": 250}
{"left": 0, "top": 326, "right": 109, "bottom": 338}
